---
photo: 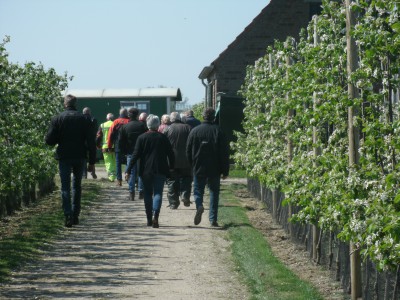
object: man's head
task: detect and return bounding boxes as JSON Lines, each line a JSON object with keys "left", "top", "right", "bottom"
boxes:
{"left": 119, "top": 108, "right": 128, "bottom": 118}
{"left": 186, "top": 110, "right": 194, "bottom": 117}
{"left": 146, "top": 114, "right": 160, "bottom": 130}
{"left": 82, "top": 107, "right": 91, "bottom": 115}
{"left": 161, "top": 114, "right": 171, "bottom": 124}
{"left": 128, "top": 107, "right": 139, "bottom": 120}
{"left": 202, "top": 107, "right": 216, "bottom": 122}
{"left": 64, "top": 94, "right": 77, "bottom": 108}
{"left": 106, "top": 113, "right": 114, "bottom": 121}
{"left": 169, "top": 112, "right": 181, "bottom": 123}
{"left": 139, "top": 112, "right": 148, "bottom": 122}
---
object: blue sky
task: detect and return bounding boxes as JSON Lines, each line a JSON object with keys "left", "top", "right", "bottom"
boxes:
{"left": 0, "top": 0, "right": 270, "bottom": 104}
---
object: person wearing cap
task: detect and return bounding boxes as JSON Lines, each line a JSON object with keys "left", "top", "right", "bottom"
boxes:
{"left": 164, "top": 111, "right": 192, "bottom": 209}
{"left": 125, "top": 114, "right": 174, "bottom": 228}
{"left": 45, "top": 94, "right": 96, "bottom": 227}
{"left": 186, "top": 107, "right": 230, "bottom": 227}
{"left": 119, "top": 107, "right": 147, "bottom": 201}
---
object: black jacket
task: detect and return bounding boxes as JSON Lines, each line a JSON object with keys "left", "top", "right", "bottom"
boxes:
{"left": 164, "top": 121, "right": 191, "bottom": 169}
{"left": 119, "top": 120, "right": 147, "bottom": 156}
{"left": 126, "top": 130, "right": 174, "bottom": 178}
{"left": 45, "top": 107, "right": 96, "bottom": 164}
{"left": 186, "top": 121, "right": 229, "bottom": 177}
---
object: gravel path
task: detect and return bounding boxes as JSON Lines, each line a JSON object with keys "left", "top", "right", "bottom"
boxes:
{"left": 0, "top": 169, "right": 248, "bottom": 299}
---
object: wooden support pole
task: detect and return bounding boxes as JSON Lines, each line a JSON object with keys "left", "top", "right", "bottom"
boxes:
{"left": 312, "top": 16, "right": 321, "bottom": 262}
{"left": 345, "top": 0, "right": 362, "bottom": 299}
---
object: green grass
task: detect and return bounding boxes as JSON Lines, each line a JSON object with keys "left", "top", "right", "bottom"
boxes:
{"left": 0, "top": 181, "right": 102, "bottom": 283}
{"left": 219, "top": 183, "right": 323, "bottom": 300}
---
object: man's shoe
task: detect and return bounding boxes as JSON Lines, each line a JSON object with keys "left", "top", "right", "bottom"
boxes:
{"left": 169, "top": 204, "right": 179, "bottom": 210}
{"left": 139, "top": 191, "right": 144, "bottom": 199}
{"left": 72, "top": 216, "right": 79, "bottom": 225}
{"left": 129, "top": 192, "right": 135, "bottom": 201}
{"left": 152, "top": 218, "right": 159, "bottom": 228}
{"left": 91, "top": 172, "right": 97, "bottom": 179}
{"left": 210, "top": 221, "right": 219, "bottom": 227}
{"left": 116, "top": 180, "right": 122, "bottom": 186}
{"left": 65, "top": 215, "right": 73, "bottom": 228}
{"left": 194, "top": 206, "right": 204, "bottom": 225}
{"left": 147, "top": 219, "right": 153, "bottom": 226}
{"left": 182, "top": 198, "right": 191, "bottom": 207}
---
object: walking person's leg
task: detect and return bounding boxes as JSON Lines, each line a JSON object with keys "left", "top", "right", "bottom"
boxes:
{"left": 125, "top": 155, "right": 137, "bottom": 200}
{"left": 167, "top": 169, "right": 179, "bottom": 209}
{"left": 71, "top": 159, "right": 84, "bottom": 225}
{"left": 152, "top": 174, "right": 166, "bottom": 228}
{"left": 58, "top": 159, "right": 73, "bottom": 227}
{"left": 115, "top": 151, "right": 122, "bottom": 186}
{"left": 193, "top": 175, "right": 206, "bottom": 225}
{"left": 208, "top": 176, "right": 221, "bottom": 227}
{"left": 142, "top": 175, "right": 154, "bottom": 226}
{"left": 180, "top": 168, "right": 192, "bottom": 207}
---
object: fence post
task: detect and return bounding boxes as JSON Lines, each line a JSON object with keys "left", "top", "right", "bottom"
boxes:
{"left": 312, "top": 16, "right": 321, "bottom": 262}
{"left": 345, "top": 0, "right": 362, "bottom": 299}
{"left": 285, "top": 39, "right": 294, "bottom": 235}
{"left": 269, "top": 52, "right": 279, "bottom": 221}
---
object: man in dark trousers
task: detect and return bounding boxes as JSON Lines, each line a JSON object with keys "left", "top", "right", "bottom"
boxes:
{"left": 45, "top": 94, "right": 96, "bottom": 227}
{"left": 82, "top": 107, "right": 98, "bottom": 179}
{"left": 107, "top": 108, "right": 129, "bottom": 186}
{"left": 164, "top": 111, "right": 192, "bottom": 209}
{"left": 186, "top": 107, "right": 229, "bottom": 227}
{"left": 119, "top": 107, "right": 147, "bottom": 201}
{"left": 125, "top": 115, "right": 174, "bottom": 228}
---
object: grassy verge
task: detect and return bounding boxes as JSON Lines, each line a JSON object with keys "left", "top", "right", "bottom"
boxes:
{"left": 0, "top": 180, "right": 103, "bottom": 283}
{"left": 219, "top": 182, "right": 323, "bottom": 300}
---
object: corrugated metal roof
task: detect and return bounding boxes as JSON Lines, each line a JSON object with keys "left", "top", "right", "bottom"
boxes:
{"left": 63, "top": 88, "right": 182, "bottom": 101}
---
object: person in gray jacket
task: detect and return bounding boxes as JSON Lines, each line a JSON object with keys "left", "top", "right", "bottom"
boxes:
{"left": 164, "top": 112, "right": 192, "bottom": 209}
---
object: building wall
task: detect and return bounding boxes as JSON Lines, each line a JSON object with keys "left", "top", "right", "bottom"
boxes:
{"left": 211, "top": 0, "right": 320, "bottom": 100}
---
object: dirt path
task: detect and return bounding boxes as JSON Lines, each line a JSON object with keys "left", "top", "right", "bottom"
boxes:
{"left": 0, "top": 169, "right": 249, "bottom": 299}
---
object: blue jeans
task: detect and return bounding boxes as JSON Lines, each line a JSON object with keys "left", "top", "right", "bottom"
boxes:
{"left": 115, "top": 151, "right": 123, "bottom": 181}
{"left": 193, "top": 175, "right": 221, "bottom": 223}
{"left": 59, "top": 158, "right": 84, "bottom": 217}
{"left": 125, "top": 155, "right": 137, "bottom": 193}
{"left": 142, "top": 174, "right": 166, "bottom": 221}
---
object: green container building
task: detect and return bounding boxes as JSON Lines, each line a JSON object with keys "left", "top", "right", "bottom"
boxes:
{"left": 64, "top": 88, "right": 182, "bottom": 122}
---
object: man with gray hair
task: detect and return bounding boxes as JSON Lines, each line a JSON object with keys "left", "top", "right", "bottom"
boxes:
{"left": 125, "top": 114, "right": 174, "bottom": 228}
{"left": 45, "top": 94, "right": 96, "bottom": 227}
{"left": 107, "top": 108, "right": 129, "bottom": 186}
{"left": 96, "top": 113, "right": 116, "bottom": 182}
{"left": 164, "top": 111, "right": 192, "bottom": 209}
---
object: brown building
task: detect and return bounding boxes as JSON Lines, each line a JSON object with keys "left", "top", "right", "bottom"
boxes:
{"left": 197, "top": 0, "right": 322, "bottom": 148}
{"left": 198, "top": 0, "right": 322, "bottom": 109}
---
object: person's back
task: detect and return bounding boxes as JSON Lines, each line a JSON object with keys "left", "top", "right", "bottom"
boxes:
{"left": 165, "top": 114, "right": 191, "bottom": 169}
{"left": 185, "top": 110, "right": 201, "bottom": 129}
{"left": 119, "top": 119, "right": 147, "bottom": 156}
{"left": 187, "top": 121, "right": 229, "bottom": 177}
{"left": 47, "top": 108, "right": 92, "bottom": 160}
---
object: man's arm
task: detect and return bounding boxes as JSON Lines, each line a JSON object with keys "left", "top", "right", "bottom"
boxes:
{"left": 45, "top": 117, "right": 59, "bottom": 146}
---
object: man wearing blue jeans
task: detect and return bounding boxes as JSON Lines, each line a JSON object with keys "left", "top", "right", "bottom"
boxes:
{"left": 45, "top": 94, "right": 96, "bottom": 227}
{"left": 186, "top": 108, "right": 230, "bottom": 227}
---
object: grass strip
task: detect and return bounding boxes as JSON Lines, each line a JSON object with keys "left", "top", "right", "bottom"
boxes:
{"left": 0, "top": 181, "right": 102, "bottom": 283}
{"left": 219, "top": 183, "right": 323, "bottom": 300}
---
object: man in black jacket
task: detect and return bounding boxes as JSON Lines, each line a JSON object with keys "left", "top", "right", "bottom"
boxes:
{"left": 45, "top": 94, "right": 96, "bottom": 227}
{"left": 186, "top": 108, "right": 229, "bottom": 227}
{"left": 119, "top": 107, "right": 147, "bottom": 201}
{"left": 125, "top": 114, "right": 174, "bottom": 228}
{"left": 164, "top": 112, "right": 192, "bottom": 209}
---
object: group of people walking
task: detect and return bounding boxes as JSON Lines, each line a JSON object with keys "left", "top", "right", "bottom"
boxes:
{"left": 45, "top": 94, "right": 230, "bottom": 229}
